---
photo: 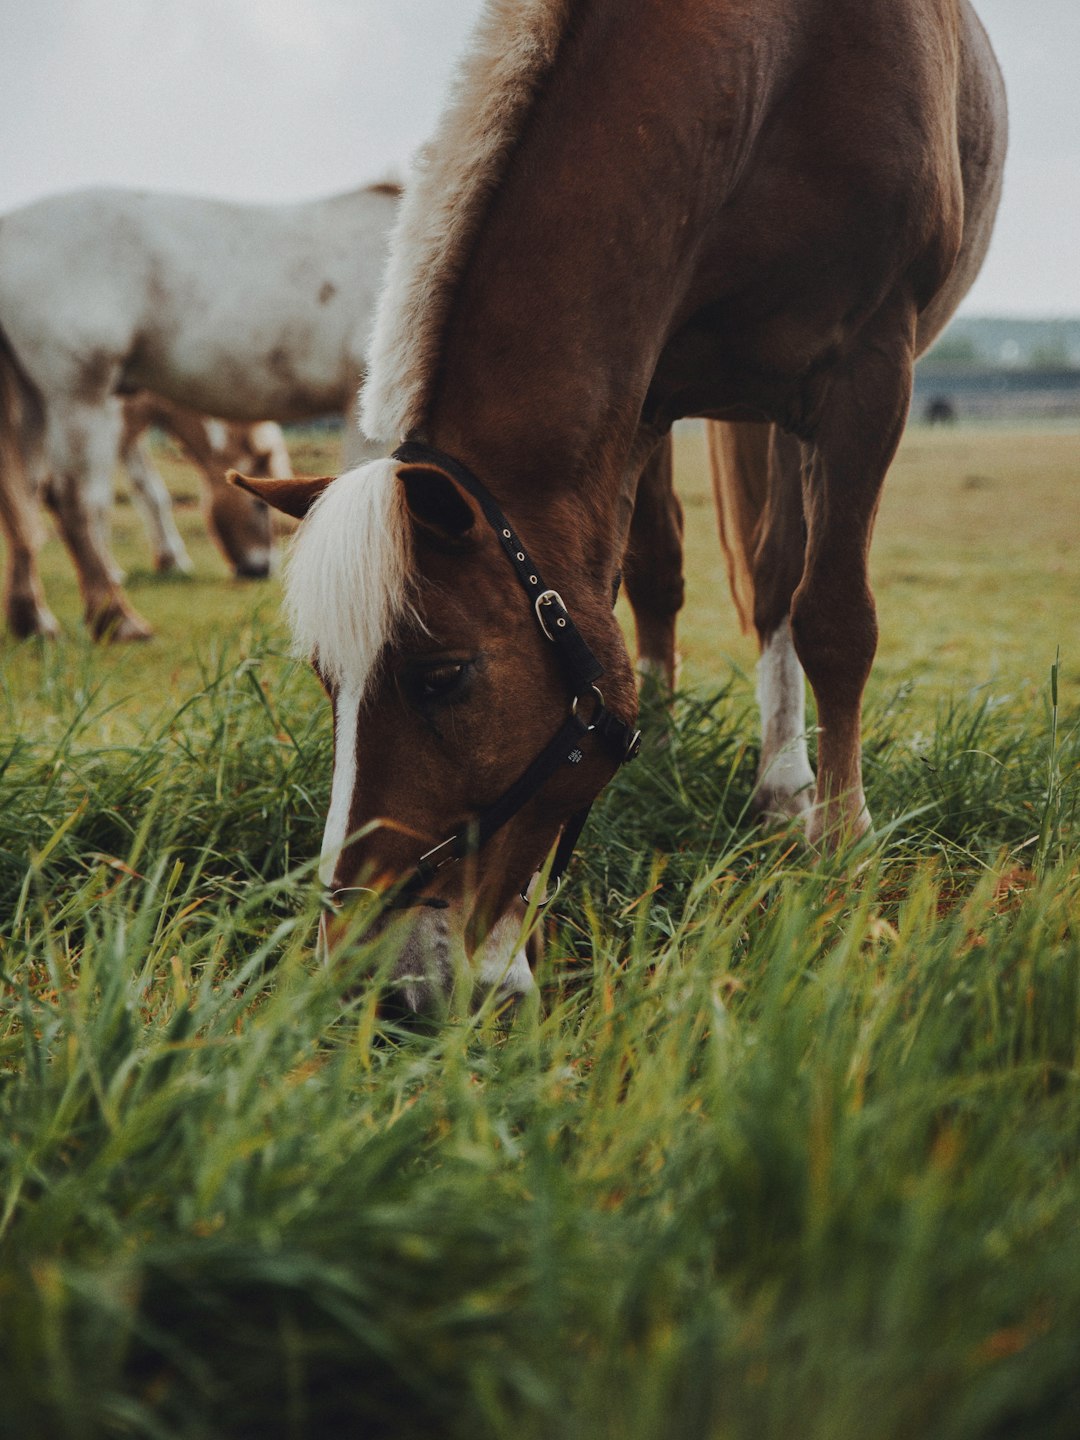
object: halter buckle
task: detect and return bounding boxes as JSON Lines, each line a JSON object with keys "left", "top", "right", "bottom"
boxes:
{"left": 534, "top": 589, "right": 567, "bottom": 642}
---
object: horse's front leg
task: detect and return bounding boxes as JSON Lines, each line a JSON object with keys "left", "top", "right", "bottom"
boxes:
{"left": 791, "top": 316, "right": 915, "bottom": 846}
{"left": 623, "top": 432, "right": 684, "bottom": 691}
{"left": 122, "top": 432, "right": 194, "bottom": 575}
{"left": 45, "top": 399, "right": 153, "bottom": 640}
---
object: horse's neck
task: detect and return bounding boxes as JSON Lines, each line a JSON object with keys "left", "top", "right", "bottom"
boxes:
{"left": 423, "top": 0, "right": 789, "bottom": 563}
{"left": 148, "top": 400, "right": 222, "bottom": 468}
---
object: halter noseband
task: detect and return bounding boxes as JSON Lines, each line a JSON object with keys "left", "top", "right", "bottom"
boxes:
{"left": 330, "top": 440, "right": 640, "bottom": 914}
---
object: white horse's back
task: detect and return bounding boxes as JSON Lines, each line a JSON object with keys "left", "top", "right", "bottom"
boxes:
{"left": 0, "top": 182, "right": 397, "bottom": 639}
{"left": 0, "top": 185, "right": 398, "bottom": 421}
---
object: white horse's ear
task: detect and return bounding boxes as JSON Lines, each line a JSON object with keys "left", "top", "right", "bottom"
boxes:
{"left": 227, "top": 470, "right": 333, "bottom": 520}
{"left": 398, "top": 464, "right": 480, "bottom": 544}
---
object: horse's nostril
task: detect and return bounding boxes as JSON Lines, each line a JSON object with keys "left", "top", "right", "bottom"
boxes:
{"left": 235, "top": 559, "right": 271, "bottom": 579}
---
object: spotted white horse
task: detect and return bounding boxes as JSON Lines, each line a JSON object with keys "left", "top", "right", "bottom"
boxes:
{"left": 0, "top": 183, "right": 398, "bottom": 638}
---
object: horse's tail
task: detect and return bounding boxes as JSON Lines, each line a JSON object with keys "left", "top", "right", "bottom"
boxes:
{"left": 705, "top": 419, "right": 772, "bottom": 637}
{"left": 0, "top": 320, "right": 47, "bottom": 554}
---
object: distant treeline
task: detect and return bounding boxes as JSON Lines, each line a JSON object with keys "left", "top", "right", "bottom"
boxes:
{"left": 923, "top": 316, "right": 1080, "bottom": 371}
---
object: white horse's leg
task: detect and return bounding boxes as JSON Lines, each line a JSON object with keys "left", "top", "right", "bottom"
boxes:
{"left": 122, "top": 433, "right": 194, "bottom": 574}
{"left": 45, "top": 398, "right": 153, "bottom": 640}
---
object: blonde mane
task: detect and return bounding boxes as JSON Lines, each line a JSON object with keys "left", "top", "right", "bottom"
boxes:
{"left": 283, "top": 460, "right": 415, "bottom": 695}
{"left": 360, "top": 0, "right": 575, "bottom": 445}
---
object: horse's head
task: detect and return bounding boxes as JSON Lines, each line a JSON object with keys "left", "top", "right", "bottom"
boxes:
{"left": 232, "top": 451, "right": 639, "bottom": 1008}
{"left": 202, "top": 422, "right": 282, "bottom": 578}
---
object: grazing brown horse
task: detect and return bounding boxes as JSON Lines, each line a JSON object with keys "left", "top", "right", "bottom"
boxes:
{"left": 239, "top": 0, "right": 1006, "bottom": 1005}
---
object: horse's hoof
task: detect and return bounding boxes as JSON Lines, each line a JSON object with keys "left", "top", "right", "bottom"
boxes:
{"left": 7, "top": 599, "right": 61, "bottom": 640}
{"left": 803, "top": 803, "right": 873, "bottom": 852}
{"left": 155, "top": 551, "right": 195, "bottom": 575}
{"left": 750, "top": 783, "right": 814, "bottom": 827}
{"left": 88, "top": 606, "right": 154, "bottom": 642}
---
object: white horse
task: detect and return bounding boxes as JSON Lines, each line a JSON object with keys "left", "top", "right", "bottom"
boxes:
{"left": 0, "top": 183, "right": 397, "bottom": 638}
{"left": 115, "top": 393, "right": 292, "bottom": 581}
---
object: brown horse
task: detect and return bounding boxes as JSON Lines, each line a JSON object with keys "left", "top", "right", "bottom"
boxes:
{"left": 0, "top": 390, "right": 285, "bottom": 639}
{"left": 116, "top": 393, "right": 288, "bottom": 580}
{"left": 239, "top": 0, "right": 1006, "bottom": 1005}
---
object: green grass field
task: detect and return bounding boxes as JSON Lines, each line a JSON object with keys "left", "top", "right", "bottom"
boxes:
{"left": 1, "top": 423, "right": 1078, "bottom": 1438}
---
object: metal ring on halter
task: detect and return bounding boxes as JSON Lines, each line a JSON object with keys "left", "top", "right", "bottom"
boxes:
{"left": 570, "top": 684, "right": 604, "bottom": 721}
{"left": 520, "top": 874, "right": 562, "bottom": 908}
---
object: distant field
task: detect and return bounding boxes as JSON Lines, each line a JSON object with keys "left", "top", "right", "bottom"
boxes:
{"left": 2, "top": 422, "right": 1076, "bottom": 741}
{"left": 666, "top": 422, "right": 1080, "bottom": 704}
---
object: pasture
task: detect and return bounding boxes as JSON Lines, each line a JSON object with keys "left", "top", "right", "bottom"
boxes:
{"left": 2, "top": 422, "right": 1079, "bottom": 1438}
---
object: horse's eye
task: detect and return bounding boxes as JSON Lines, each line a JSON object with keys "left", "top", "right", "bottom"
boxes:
{"left": 404, "top": 660, "right": 472, "bottom": 708}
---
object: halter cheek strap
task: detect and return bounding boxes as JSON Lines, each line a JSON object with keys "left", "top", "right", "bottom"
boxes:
{"left": 381, "top": 439, "right": 641, "bottom": 908}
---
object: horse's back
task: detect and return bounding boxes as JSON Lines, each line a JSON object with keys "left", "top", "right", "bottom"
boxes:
{"left": 915, "top": 0, "right": 1007, "bottom": 352}
{"left": 0, "top": 190, "right": 151, "bottom": 393}
{"left": 0, "top": 187, "right": 396, "bottom": 418}
{"left": 632, "top": 0, "right": 1006, "bottom": 426}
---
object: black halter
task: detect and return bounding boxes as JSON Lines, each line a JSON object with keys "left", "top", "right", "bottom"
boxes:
{"left": 379, "top": 439, "right": 642, "bottom": 910}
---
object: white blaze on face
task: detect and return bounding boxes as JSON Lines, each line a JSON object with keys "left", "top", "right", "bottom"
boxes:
{"left": 204, "top": 418, "right": 230, "bottom": 454}
{"left": 755, "top": 617, "right": 816, "bottom": 815}
{"left": 320, "top": 685, "right": 361, "bottom": 888}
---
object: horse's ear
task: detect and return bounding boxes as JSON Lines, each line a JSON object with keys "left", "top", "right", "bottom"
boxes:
{"left": 227, "top": 470, "right": 334, "bottom": 520}
{"left": 398, "top": 464, "right": 480, "bottom": 545}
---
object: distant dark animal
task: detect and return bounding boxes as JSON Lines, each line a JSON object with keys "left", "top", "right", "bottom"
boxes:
{"left": 925, "top": 396, "right": 958, "bottom": 425}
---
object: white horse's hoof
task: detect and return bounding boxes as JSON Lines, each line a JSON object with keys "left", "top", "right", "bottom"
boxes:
{"left": 7, "top": 599, "right": 61, "bottom": 640}
{"left": 751, "top": 784, "right": 814, "bottom": 826}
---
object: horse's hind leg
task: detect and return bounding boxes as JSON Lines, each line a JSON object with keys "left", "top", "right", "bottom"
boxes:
{"left": 121, "top": 430, "right": 194, "bottom": 574}
{"left": 45, "top": 399, "right": 153, "bottom": 640}
{"left": 0, "top": 376, "right": 59, "bottom": 638}
{"left": 0, "top": 464, "right": 59, "bottom": 639}
{"left": 708, "top": 421, "right": 815, "bottom": 822}
{"left": 791, "top": 315, "right": 915, "bottom": 845}
{"left": 623, "top": 433, "right": 684, "bottom": 690}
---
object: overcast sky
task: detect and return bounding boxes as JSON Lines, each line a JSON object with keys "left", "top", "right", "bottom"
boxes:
{"left": 1, "top": 0, "right": 1077, "bottom": 316}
